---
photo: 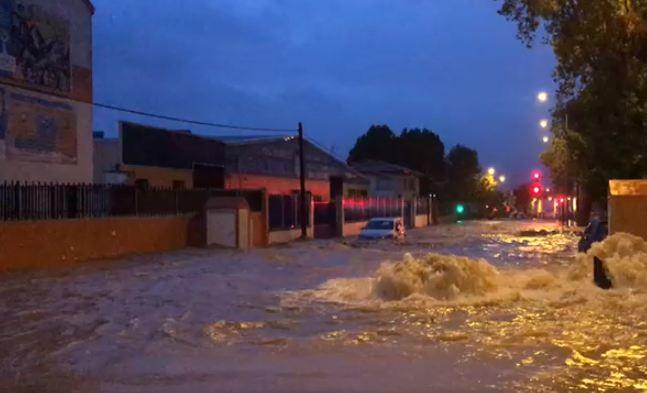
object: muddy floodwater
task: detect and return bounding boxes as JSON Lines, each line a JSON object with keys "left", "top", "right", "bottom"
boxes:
{"left": 2, "top": 220, "right": 647, "bottom": 392}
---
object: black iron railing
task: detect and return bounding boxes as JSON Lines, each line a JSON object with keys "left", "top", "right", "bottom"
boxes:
{"left": 0, "top": 182, "right": 263, "bottom": 221}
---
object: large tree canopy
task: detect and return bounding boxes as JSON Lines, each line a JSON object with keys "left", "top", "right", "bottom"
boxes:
{"left": 347, "top": 125, "right": 397, "bottom": 164}
{"left": 347, "top": 125, "right": 446, "bottom": 183}
{"left": 499, "top": 0, "right": 647, "bottom": 201}
{"left": 445, "top": 144, "right": 482, "bottom": 200}
{"left": 348, "top": 126, "right": 499, "bottom": 204}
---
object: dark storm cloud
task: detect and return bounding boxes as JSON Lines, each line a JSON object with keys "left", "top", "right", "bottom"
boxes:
{"left": 93, "top": 0, "right": 555, "bottom": 185}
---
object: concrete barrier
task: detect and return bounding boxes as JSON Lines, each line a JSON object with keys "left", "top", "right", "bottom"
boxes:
{"left": 0, "top": 216, "right": 193, "bottom": 271}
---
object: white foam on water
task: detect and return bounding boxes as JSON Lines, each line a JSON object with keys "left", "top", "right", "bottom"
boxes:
{"left": 570, "top": 232, "right": 647, "bottom": 290}
{"left": 290, "top": 232, "right": 647, "bottom": 310}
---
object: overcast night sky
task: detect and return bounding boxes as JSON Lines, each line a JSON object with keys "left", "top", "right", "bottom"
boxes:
{"left": 92, "top": 0, "right": 556, "bottom": 186}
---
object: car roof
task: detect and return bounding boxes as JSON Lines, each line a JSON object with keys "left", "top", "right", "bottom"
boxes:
{"left": 368, "top": 217, "right": 399, "bottom": 221}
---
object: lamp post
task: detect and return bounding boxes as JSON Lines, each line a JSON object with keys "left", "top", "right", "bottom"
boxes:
{"left": 537, "top": 91, "right": 548, "bottom": 103}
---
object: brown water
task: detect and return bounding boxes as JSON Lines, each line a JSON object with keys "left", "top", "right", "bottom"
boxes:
{"left": 1, "top": 220, "right": 646, "bottom": 392}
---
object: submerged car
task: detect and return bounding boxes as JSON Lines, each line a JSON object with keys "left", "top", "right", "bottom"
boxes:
{"left": 578, "top": 217, "right": 608, "bottom": 253}
{"left": 359, "top": 217, "right": 405, "bottom": 240}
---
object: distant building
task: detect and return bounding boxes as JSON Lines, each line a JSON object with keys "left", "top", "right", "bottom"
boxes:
{"left": 93, "top": 122, "right": 226, "bottom": 189}
{"left": 222, "top": 135, "right": 368, "bottom": 200}
{"left": 350, "top": 160, "right": 422, "bottom": 199}
{"left": 94, "top": 124, "right": 367, "bottom": 196}
{"left": 0, "top": 0, "right": 95, "bottom": 184}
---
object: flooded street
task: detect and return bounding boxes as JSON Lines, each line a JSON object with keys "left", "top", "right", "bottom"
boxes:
{"left": 2, "top": 220, "right": 647, "bottom": 392}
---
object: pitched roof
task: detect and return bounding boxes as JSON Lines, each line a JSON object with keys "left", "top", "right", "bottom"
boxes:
{"left": 216, "top": 134, "right": 368, "bottom": 184}
{"left": 350, "top": 160, "right": 423, "bottom": 177}
{"left": 215, "top": 135, "right": 296, "bottom": 146}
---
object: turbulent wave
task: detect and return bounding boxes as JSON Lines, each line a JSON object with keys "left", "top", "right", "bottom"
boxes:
{"left": 571, "top": 232, "right": 647, "bottom": 289}
{"left": 372, "top": 253, "right": 500, "bottom": 301}
{"left": 285, "top": 232, "right": 647, "bottom": 311}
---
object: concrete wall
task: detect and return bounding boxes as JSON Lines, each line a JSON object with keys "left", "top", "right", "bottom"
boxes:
{"left": 119, "top": 164, "right": 194, "bottom": 188}
{"left": 609, "top": 196, "right": 647, "bottom": 240}
{"left": 227, "top": 173, "right": 330, "bottom": 200}
{"left": 93, "top": 138, "right": 120, "bottom": 183}
{"left": 0, "top": 215, "right": 192, "bottom": 271}
{"left": 342, "top": 220, "right": 369, "bottom": 237}
{"left": 0, "top": 0, "right": 93, "bottom": 184}
{"left": 249, "top": 211, "right": 266, "bottom": 247}
{"left": 414, "top": 214, "right": 429, "bottom": 228}
{"left": 268, "top": 226, "right": 314, "bottom": 245}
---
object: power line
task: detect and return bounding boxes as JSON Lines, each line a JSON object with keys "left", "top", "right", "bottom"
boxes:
{"left": 93, "top": 102, "right": 297, "bottom": 133}
{"left": 308, "top": 135, "right": 350, "bottom": 165}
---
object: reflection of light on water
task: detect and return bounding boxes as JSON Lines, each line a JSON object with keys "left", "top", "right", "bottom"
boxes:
{"left": 205, "top": 226, "right": 647, "bottom": 391}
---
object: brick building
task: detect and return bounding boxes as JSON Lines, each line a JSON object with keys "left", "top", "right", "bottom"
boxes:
{"left": 0, "top": 0, "right": 94, "bottom": 183}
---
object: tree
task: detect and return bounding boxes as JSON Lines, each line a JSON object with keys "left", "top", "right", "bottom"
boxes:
{"left": 445, "top": 144, "right": 481, "bottom": 201}
{"left": 397, "top": 128, "right": 446, "bottom": 182}
{"left": 347, "top": 125, "right": 397, "bottom": 164}
{"left": 539, "top": 132, "right": 584, "bottom": 193}
{"left": 348, "top": 125, "right": 447, "bottom": 195}
{"left": 499, "top": 0, "right": 647, "bottom": 205}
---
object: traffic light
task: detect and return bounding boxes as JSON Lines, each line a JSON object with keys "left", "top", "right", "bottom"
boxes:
{"left": 455, "top": 204, "right": 465, "bottom": 214}
{"left": 531, "top": 169, "right": 543, "bottom": 182}
{"left": 530, "top": 183, "right": 543, "bottom": 197}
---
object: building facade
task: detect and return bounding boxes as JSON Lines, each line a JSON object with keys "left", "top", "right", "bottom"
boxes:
{"left": 223, "top": 136, "right": 368, "bottom": 201}
{"left": 93, "top": 122, "right": 226, "bottom": 189}
{"left": 350, "top": 160, "right": 421, "bottom": 199}
{"left": 0, "top": 0, "right": 94, "bottom": 184}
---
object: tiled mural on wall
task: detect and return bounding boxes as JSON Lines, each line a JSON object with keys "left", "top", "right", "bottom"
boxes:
{"left": 0, "top": 88, "right": 77, "bottom": 164}
{"left": 0, "top": 0, "right": 72, "bottom": 93}
{"left": 7, "top": 92, "right": 76, "bottom": 164}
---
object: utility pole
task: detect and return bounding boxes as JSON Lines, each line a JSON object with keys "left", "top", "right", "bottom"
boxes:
{"left": 298, "top": 122, "right": 308, "bottom": 238}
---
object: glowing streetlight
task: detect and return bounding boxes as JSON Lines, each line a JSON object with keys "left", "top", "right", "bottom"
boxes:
{"left": 498, "top": 175, "right": 506, "bottom": 183}
{"left": 487, "top": 167, "right": 496, "bottom": 176}
{"left": 539, "top": 119, "right": 549, "bottom": 128}
{"left": 542, "top": 136, "right": 550, "bottom": 143}
{"left": 537, "top": 91, "right": 548, "bottom": 103}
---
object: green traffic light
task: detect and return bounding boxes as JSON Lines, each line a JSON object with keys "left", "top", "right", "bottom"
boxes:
{"left": 456, "top": 204, "right": 465, "bottom": 214}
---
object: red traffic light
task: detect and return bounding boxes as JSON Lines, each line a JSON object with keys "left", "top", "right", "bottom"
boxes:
{"left": 531, "top": 169, "right": 543, "bottom": 181}
{"left": 530, "top": 183, "right": 543, "bottom": 197}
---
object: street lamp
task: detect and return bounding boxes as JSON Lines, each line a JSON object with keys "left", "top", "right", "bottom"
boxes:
{"left": 537, "top": 91, "right": 548, "bottom": 103}
{"left": 487, "top": 167, "right": 496, "bottom": 176}
{"left": 542, "top": 136, "right": 550, "bottom": 143}
{"left": 539, "top": 119, "right": 549, "bottom": 128}
{"left": 498, "top": 175, "right": 506, "bottom": 183}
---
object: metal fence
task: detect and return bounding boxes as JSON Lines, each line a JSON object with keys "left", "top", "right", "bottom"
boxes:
{"left": 343, "top": 197, "right": 402, "bottom": 223}
{"left": 0, "top": 182, "right": 263, "bottom": 221}
{"left": 268, "top": 193, "right": 311, "bottom": 231}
